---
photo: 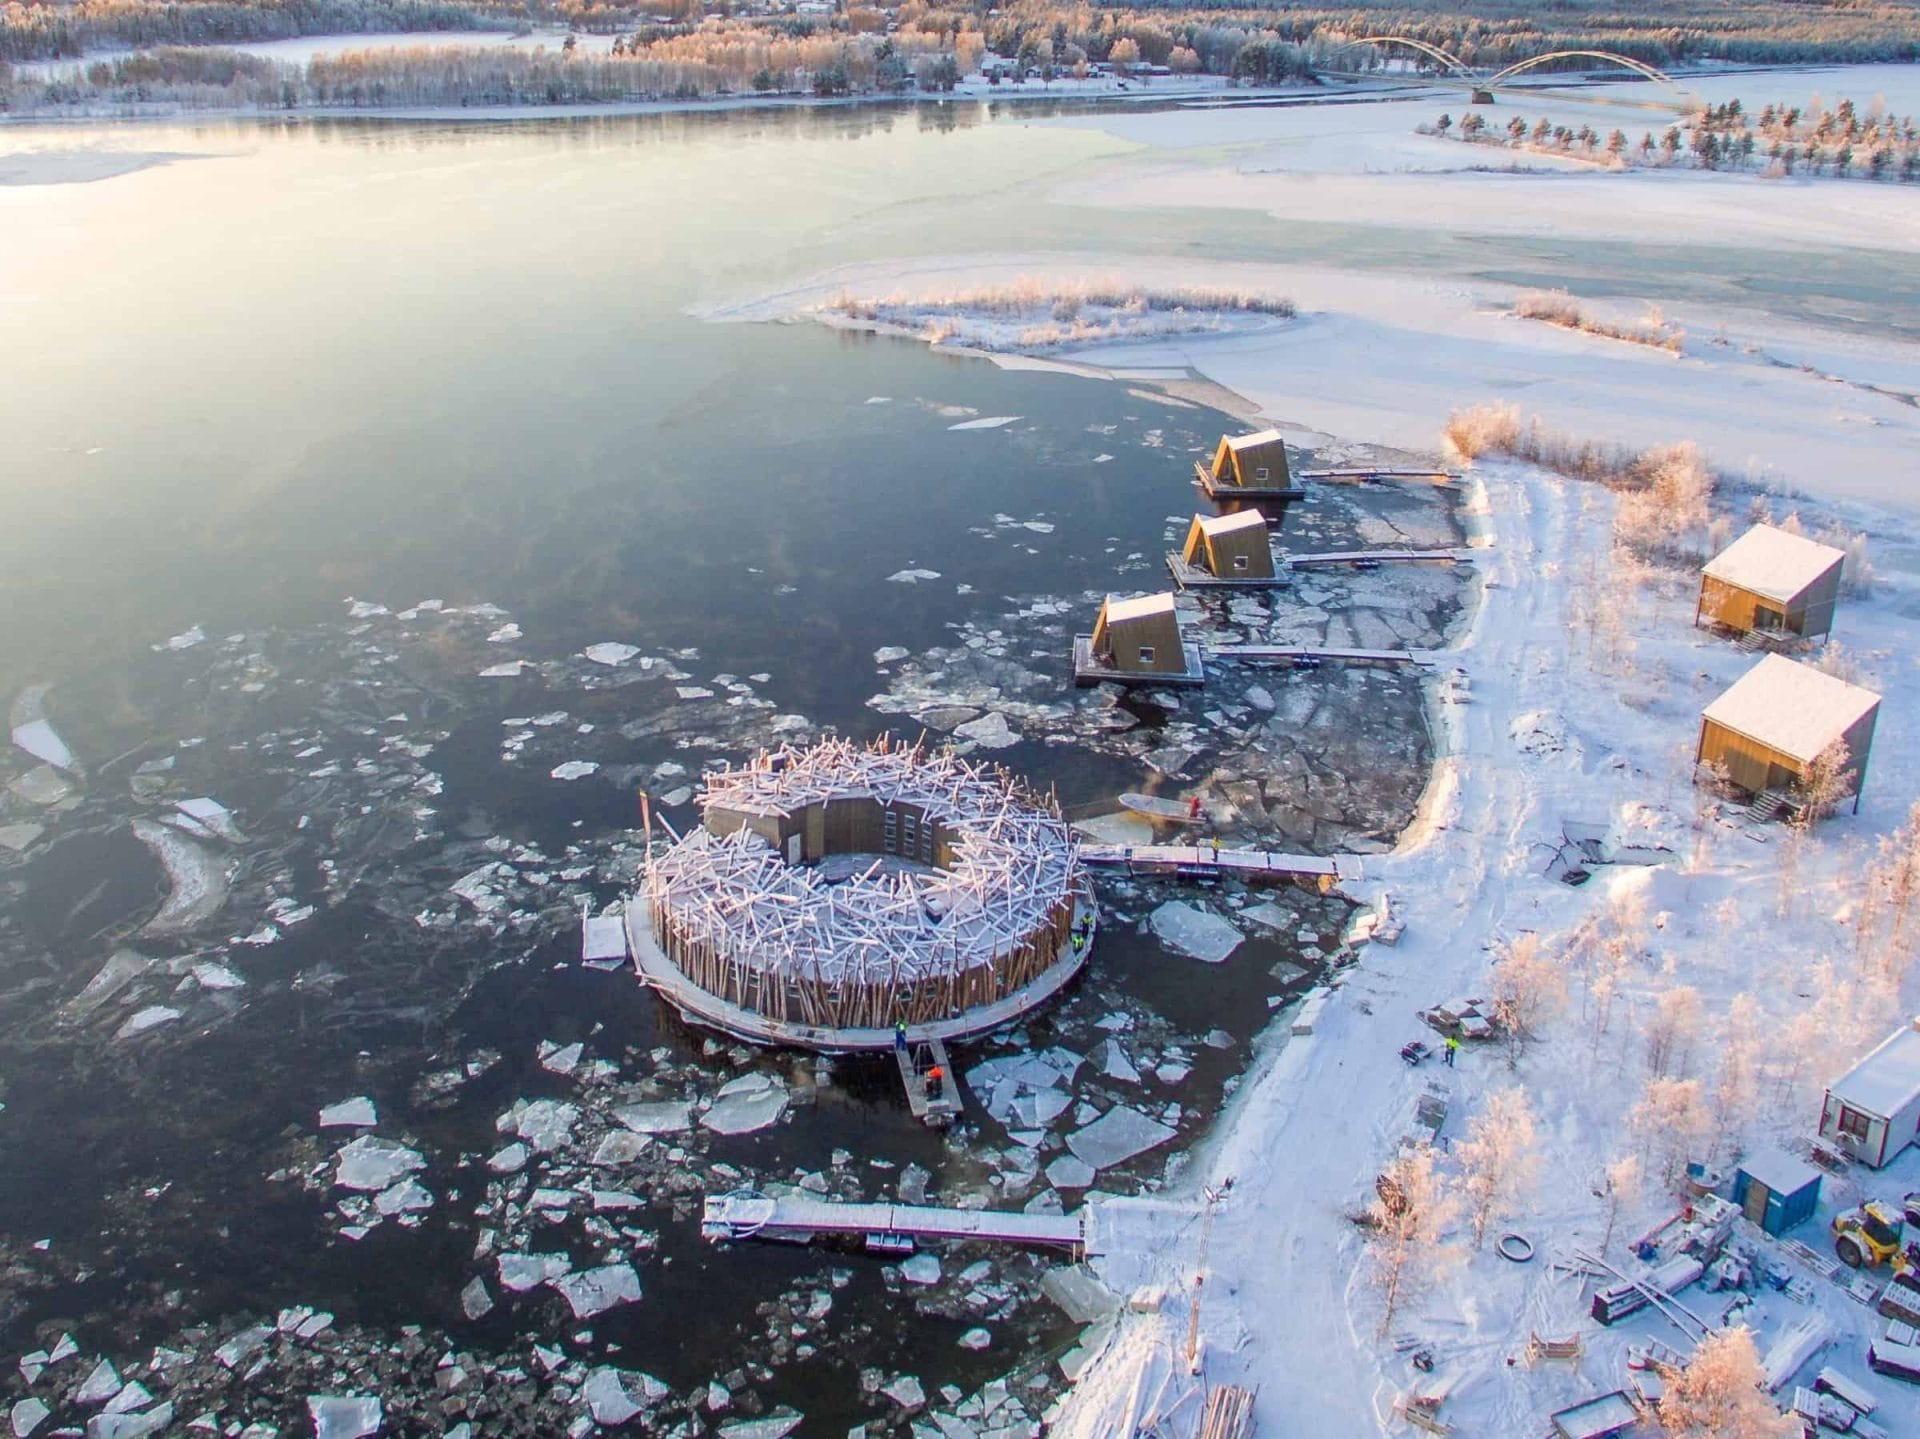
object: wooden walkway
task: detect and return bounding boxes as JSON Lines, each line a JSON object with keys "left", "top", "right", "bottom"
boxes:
{"left": 702, "top": 1190, "right": 1089, "bottom": 1253}
{"left": 1079, "top": 843, "right": 1360, "bottom": 888}
{"left": 1284, "top": 548, "right": 1472, "bottom": 569}
{"left": 1164, "top": 554, "right": 1287, "bottom": 591}
{"left": 1296, "top": 468, "right": 1459, "bottom": 485}
{"left": 1072, "top": 635, "right": 1207, "bottom": 688}
{"left": 1207, "top": 644, "right": 1431, "bottom": 667}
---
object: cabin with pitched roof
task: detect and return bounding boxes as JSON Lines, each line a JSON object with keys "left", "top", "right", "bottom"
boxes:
{"left": 1166, "top": 511, "right": 1281, "bottom": 589}
{"left": 1072, "top": 593, "right": 1205, "bottom": 687}
{"left": 1696, "top": 524, "right": 1845, "bottom": 642}
{"left": 1193, "top": 429, "right": 1302, "bottom": 501}
{"left": 1696, "top": 653, "right": 1880, "bottom": 812}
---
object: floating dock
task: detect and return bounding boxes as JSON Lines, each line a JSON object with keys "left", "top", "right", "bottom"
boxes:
{"left": 895, "top": 1037, "right": 961, "bottom": 1126}
{"left": 702, "top": 1190, "right": 1091, "bottom": 1255}
{"left": 1192, "top": 461, "right": 1305, "bottom": 502}
{"left": 1164, "top": 554, "right": 1288, "bottom": 591}
{"left": 1072, "top": 635, "right": 1207, "bottom": 688}
{"left": 1206, "top": 644, "right": 1431, "bottom": 668}
{"left": 1296, "top": 468, "right": 1460, "bottom": 486}
{"left": 1284, "top": 548, "right": 1473, "bottom": 570}
{"left": 1079, "top": 843, "right": 1360, "bottom": 890}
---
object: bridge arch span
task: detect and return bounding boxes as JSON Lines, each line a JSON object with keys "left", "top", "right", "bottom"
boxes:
{"left": 1332, "top": 36, "right": 1475, "bottom": 80}
{"left": 1484, "top": 50, "right": 1684, "bottom": 95}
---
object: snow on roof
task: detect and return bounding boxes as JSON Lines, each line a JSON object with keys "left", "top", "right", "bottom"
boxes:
{"left": 1737, "top": 1144, "right": 1820, "bottom": 1197}
{"left": 1700, "top": 654, "right": 1880, "bottom": 765}
{"left": 1103, "top": 592, "right": 1177, "bottom": 623}
{"left": 1702, "top": 524, "right": 1844, "bottom": 603}
{"left": 1223, "top": 429, "right": 1284, "bottom": 451}
{"left": 1828, "top": 1018, "right": 1920, "bottom": 1118}
{"left": 1198, "top": 510, "right": 1267, "bottom": 537}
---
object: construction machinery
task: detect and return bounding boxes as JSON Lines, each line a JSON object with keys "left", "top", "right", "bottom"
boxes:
{"left": 1831, "top": 1200, "right": 1910, "bottom": 1270}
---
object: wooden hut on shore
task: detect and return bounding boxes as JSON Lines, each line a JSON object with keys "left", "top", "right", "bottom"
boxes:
{"left": 1696, "top": 523, "right": 1845, "bottom": 642}
{"left": 1696, "top": 654, "right": 1880, "bottom": 813}
{"left": 1193, "top": 429, "right": 1303, "bottom": 501}
{"left": 1073, "top": 593, "right": 1204, "bottom": 687}
{"left": 1167, "top": 511, "right": 1282, "bottom": 589}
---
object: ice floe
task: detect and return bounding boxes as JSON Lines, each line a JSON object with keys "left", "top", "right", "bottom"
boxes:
{"left": 318, "top": 1097, "right": 378, "bottom": 1129}
{"left": 1148, "top": 900, "right": 1243, "bottom": 963}
{"left": 333, "top": 1136, "right": 426, "bottom": 1192}
{"left": 1066, "top": 1105, "right": 1177, "bottom": 1172}
{"left": 306, "top": 1395, "right": 381, "bottom": 1439}
{"left": 551, "top": 1262, "right": 641, "bottom": 1318}
{"left": 583, "top": 643, "right": 641, "bottom": 666}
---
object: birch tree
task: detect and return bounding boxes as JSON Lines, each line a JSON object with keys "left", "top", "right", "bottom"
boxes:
{"left": 1630, "top": 1076, "right": 1710, "bottom": 1189}
{"left": 1599, "top": 1153, "right": 1641, "bottom": 1254}
{"left": 1644, "top": 984, "right": 1704, "bottom": 1080}
{"left": 1364, "top": 1147, "right": 1460, "bottom": 1337}
{"left": 1455, "top": 1087, "right": 1542, "bottom": 1248}
{"left": 1658, "top": 1325, "right": 1797, "bottom": 1437}
{"left": 1488, "top": 933, "right": 1564, "bottom": 1069}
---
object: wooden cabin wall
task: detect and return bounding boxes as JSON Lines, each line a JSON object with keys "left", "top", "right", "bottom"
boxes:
{"left": 1231, "top": 438, "right": 1290, "bottom": 486}
{"left": 1792, "top": 562, "right": 1843, "bottom": 638}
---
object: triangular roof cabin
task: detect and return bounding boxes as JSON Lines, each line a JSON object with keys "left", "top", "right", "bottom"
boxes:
{"left": 1090, "top": 592, "right": 1186, "bottom": 675}
{"left": 1204, "top": 430, "right": 1291, "bottom": 490}
{"left": 1698, "top": 524, "right": 1845, "bottom": 639}
{"left": 1180, "top": 511, "right": 1274, "bottom": 579}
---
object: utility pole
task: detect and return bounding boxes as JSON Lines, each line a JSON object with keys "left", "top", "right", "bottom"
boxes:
{"left": 1186, "top": 1180, "right": 1231, "bottom": 1373}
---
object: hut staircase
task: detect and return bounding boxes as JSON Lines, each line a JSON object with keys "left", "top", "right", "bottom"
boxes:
{"left": 1742, "top": 789, "right": 1792, "bottom": 825}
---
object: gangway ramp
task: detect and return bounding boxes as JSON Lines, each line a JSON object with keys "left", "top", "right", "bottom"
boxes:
{"left": 702, "top": 1190, "right": 1091, "bottom": 1255}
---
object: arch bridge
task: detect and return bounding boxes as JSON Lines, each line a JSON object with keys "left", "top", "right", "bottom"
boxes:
{"left": 1332, "top": 37, "right": 1692, "bottom": 104}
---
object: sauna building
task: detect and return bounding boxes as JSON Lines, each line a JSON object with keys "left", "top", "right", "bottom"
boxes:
{"left": 1696, "top": 523, "right": 1845, "bottom": 642}
{"left": 1167, "top": 511, "right": 1281, "bottom": 589}
{"left": 632, "top": 737, "right": 1094, "bottom": 1050}
{"left": 1073, "top": 592, "right": 1205, "bottom": 687}
{"left": 1696, "top": 653, "right": 1880, "bottom": 812}
{"left": 1193, "top": 429, "right": 1302, "bottom": 501}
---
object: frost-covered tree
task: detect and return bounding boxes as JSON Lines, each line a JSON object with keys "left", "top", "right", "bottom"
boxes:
{"left": 1644, "top": 984, "right": 1703, "bottom": 1080}
{"left": 1488, "top": 932, "right": 1564, "bottom": 1068}
{"left": 1657, "top": 1325, "right": 1798, "bottom": 1437}
{"left": 1363, "top": 1147, "right": 1460, "bottom": 1337}
{"left": 1455, "top": 1087, "right": 1541, "bottom": 1248}
{"left": 1630, "top": 1076, "right": 1709, "bottom": 1189}
{"left": 1599, "top": 1153, "right": 1641, "bottom": 1254}
{"left": 1707, "top": 995, "right": 1763, "bottom": 1161}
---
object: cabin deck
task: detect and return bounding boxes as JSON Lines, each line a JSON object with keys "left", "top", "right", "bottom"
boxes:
{"left": 1284, "top": 548, "right": 1473, "bottom": 569}
{"left": 1207, "top": 644, "right": 1431, "bottom": 668}
{"left": 1192, "top": 461, "right": 1306, "bottom": 501}
{"left": 1079, "top": 843, "right": 1360, "bottom": 889}
{"left": 1072, "top": 635, "right": 1207, "bottom": 688}
{"left": 702, "top": 1190, "right": 1091, "bottom": 1254}
{"left": 1164, "top": 553, "right": 1286, "bottom": 591}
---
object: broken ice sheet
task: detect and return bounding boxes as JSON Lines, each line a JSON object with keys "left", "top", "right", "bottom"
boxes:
{"left": 318, "top": 1097, "right": 378, "bottom": 1129}
{"left": 115, "top": 1006, "right": 180, "bottom": 1040}
{"left": 333, "top": 1136, "right": 426, "bottom": 1192}
{"left": 718, "top": 1411, "right": 802, "bottom": 1439}
{"left": 550, "top": 1262, "right": 641, "bottom": 1318}
{"left": 583, "top": 642, "right": 641, "bottom": 666}
{"left": 549, "top": 761, "right": 599, "bottom": 781}
{"left": 1148, "top": 901, "right": 1243, "bottom": 964}
{"left": 498, "top": 1252, "right": 572, "bottom": 1292}
{"left": 701, "top": 1076, "right": 788, "bottom": 1136}
{"left": 500, "top": 1098, "right": 579, "bottom": 1153}
{"left": 537, "top": 1040, "right": 584, "bottom": 1075}
{"left": 306, "top": 1395, "right": 381, "bottom": 1439}
{"left": 613, "top": 1100, "right": 691, "bottom": 1135}
{"left": 1066, "top": 1105, "right": 1177, "bottom": 1172}
{"left": 582, "top": 1367, "right": 668, "bottom": 1425}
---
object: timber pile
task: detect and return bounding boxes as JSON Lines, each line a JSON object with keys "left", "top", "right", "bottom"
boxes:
{"left": 1198, "top": 1385, "right": 1257, "bottom": 1439}
{"left": 647, "top": 737, "right": 1090, "bottom": 1030}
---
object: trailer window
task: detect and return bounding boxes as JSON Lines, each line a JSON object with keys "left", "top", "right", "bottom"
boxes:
{"left": 1837, "top": 1105, "right": 1872, "bottom": 1140}
{"left": 1254, "top": 467, "right": 1269, "bottom": 481}
{"left": 1137, "top": 646, "right": 1155, "bottom": 665}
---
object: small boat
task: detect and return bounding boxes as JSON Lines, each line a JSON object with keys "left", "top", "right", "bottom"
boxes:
{"left": 1118, "top": 792, "right": 1203, "bottom": 825}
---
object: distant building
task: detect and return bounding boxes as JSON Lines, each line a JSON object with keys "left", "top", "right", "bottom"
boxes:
{"left": 1073, "top": 592, "right": 1204, "bottom": 686}
{"left": 1193, "top": 429, "right": 1300, "bottom": 500}
{"left": 1167, "top": 511, "right": 1280, "bottom": 588}
{"left": 1696, "top": 523, "right": 1845, "bottom": 642}
{"left": 1819, "top": 1017, "right": 1920, "bottom": 1169}
{"left": 1696, "top": 653, "right": 1879, "bottom": 811}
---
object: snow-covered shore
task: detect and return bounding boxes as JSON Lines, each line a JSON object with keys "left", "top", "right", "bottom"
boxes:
{"left": 711, "top": 68, "right": 1920, "bottom": 1433}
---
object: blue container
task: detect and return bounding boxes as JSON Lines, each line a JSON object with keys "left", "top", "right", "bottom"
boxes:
{"left": 1732, "top": 1148, "right": 1822, "bottom": 1237}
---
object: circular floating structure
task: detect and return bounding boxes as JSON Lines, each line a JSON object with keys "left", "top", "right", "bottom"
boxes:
{"left": 628, "top": 736, "right": 1094, "bottom": 1051}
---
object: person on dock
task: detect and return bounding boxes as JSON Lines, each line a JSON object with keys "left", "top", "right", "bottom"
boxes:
{"left": 926, "top": 1063, "right": 944, "bottom": 1087}
{"left": 894, "top": 1020, "right": 908, "bottom": 1053}
{"left": 1187, "top": 795, "right": 1202, "bottom": 821}
{"left": 1443, "top": 1034, "right": 1459, "bottom": 1067}
{"left": 1210, "top": 835, "right": 1221, "bottom": 860}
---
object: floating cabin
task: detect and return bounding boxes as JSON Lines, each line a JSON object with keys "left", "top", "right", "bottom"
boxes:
{"left": 1819, "top": 1016, "right": 1920, "bottom": 1169}
{"left": 1166, "top": 511, "right": 1283, "bottom": 590}
{"left": 1696, "top": 523, "right": 1846, "bottom": 642}
{"left": 1072, "top": 592, "right": 1205, "bottom": 687}
{"left": 634, "top": 737, "right": 1094, "bottom": 1049}
{"left": 1696, "top": 654, "right": 1880, "bottom": 812}
{"left": 1731, "top": 1147, "right": 1821, "bottom": 1236}
{"left": 1192, "top": 429, "right": 1304, "bottom": 501}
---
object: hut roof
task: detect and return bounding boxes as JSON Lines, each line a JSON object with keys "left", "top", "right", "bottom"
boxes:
{"left": 1197, "top": 511, "right": 1267, "bottom": 539}
{"left": 1223, "top": 428, "right": 1285, "bottom": 451}
{"left": 1702, "top": 524, "right": 1844, "bottom": 603}
{"left": 1736, "top": 1145, "right": 1820, "bottom": 1197}
{"left": 1103, "top": 592, "right": 1177, "bottom": 624}
{"left": 1701, "top": 654, "right": 1880, "bottom": 765}
{"left": 1828, "top": 1017, "right": 1920, "bottom": 1117}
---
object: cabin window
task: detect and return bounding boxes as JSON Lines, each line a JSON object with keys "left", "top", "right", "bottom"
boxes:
{"left": 902, "top": 813, "right": 918, "bottom": 853}
{"left": 883, "top": 810, "right": 898, "bottom": 854}
{"left": 1232, "top": 555, "right": 1249, "bottom": 571}
{"left": 1137, "top": 646, "right": 1156, "bottom": 666}
{"left": 1254, "top": 466, "right": 1269, "bottom": 480}
{"left": 1836, "top": 1105, "right": 1872, "bottom": 1140}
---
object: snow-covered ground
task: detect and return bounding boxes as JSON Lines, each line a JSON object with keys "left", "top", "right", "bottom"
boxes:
{"left": 712, "top": 64, "right": 1920, "bottom": 1435}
